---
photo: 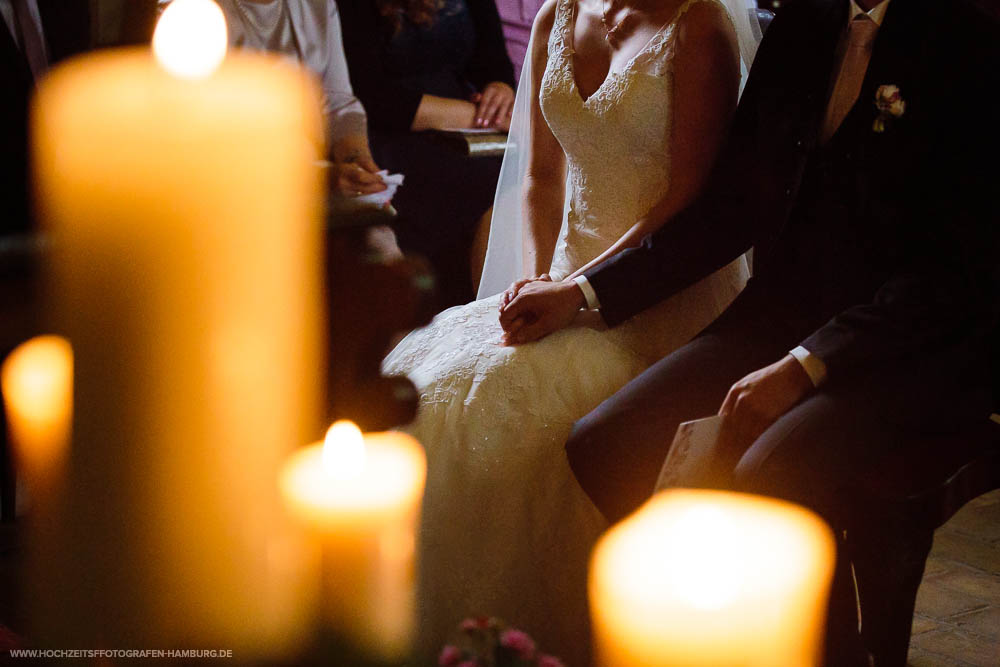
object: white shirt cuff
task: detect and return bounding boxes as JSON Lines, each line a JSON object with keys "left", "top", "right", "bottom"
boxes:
{"left": 572, "top": 275, "right": 601, "bottom": 310}
{"left": 789, "top": 346, "right": 827, "bottom": 387}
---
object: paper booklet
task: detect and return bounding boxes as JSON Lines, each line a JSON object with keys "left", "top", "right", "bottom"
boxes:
{"left": 654, "top": 415, "right": 726, "bottom": 492}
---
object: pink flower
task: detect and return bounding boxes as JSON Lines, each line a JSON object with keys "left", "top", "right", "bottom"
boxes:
{"left": 438, "top": 645, "right": 463, "bottom": 666}
{"left": 499, "top": 628, "right": 536, "bottom": 659}
{"left": 459, "top": 616, "right": 491, "bottom": 632}
{"left": 537, "top": 655, "right": 566, "bottom": 667}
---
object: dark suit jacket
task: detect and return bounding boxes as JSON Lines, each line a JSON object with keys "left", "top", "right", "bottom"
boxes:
{"left": 585, "top": 0, "right": 1000, "bottom": 392}
{"left": 1, "top": 0, "right": 90, "bottom": 236}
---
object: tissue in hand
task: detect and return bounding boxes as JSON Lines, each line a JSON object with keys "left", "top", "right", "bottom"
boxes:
{"left": 356, "top": 170, "right": 404, "bottom": 208}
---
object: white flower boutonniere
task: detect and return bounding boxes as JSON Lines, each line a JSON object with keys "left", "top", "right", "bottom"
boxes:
{"left": 873, "top": 84, "right": 906, "bottom": 133}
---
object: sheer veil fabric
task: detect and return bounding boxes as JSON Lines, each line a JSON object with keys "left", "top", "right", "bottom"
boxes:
{"left": 477, "top": 0, "right": 761, "bottom": 298}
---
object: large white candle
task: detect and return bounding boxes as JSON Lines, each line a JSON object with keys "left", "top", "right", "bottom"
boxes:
{"left": 589, "top": 489, "right": 836, "bottom": 666}
{"left": 30, "top": 0, "right": 325, "bottom": 655}
{"left": 280, "top": 421, "right": 427, "bottom": 661}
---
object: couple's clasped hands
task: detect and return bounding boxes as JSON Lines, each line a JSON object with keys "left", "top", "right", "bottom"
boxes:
{"left": 498, "top": 275, "right": 815, "bottom": 451}
{"left": 498, "top": 275, "right": 584, "bottom": 345}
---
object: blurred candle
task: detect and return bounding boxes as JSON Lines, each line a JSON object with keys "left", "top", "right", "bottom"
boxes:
{"left": 1, "top": 335, "right": 73, "bottom": 497}
{"left": 280, "top": 421, "right": 426, "bottom": 661}
{"left": 30, "top": 0, "right": 325, "bottom": 655}
{"left": 589, "top": 489, "right": 836, "bottom": 667}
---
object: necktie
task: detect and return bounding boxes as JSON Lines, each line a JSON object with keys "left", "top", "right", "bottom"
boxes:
{"left": 820, "top": 14, "right": 878, "bottom": 144}
{"left": 12, "top": 0, "right": 48, "bottom": 79}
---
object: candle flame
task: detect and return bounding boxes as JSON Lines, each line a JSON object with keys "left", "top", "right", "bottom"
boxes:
{"left": 661, "top": 506, "right": 741, "bottom": 610}
{"left": 2, "top": 336, "right": 73, "bottom": 424}
{"left": 322, "top": 420, "right": 366, "bottom": 480}
{"left": 153, "top": 0, "right": 228, "bottom": 79}
{"left": 1, "top": 336, "right": 73, "bottom": 463}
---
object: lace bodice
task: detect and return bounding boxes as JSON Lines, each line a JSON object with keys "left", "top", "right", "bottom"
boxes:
{"left": 541, "top": 0, "right": 721, "bottom": 278}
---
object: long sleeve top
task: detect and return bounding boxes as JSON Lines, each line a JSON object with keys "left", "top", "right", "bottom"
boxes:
{"left": 164, "top": 0, "right": 369, "bottom": 143}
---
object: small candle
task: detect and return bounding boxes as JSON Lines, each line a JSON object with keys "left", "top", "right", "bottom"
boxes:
{"left": 0, "top": 335, "right": 73, "bottom": 500}
{"left": 589, "top": 489, "right": 836, "bottom": 667}
{"left": 280, "top": 421, "right": 427, "bottom": 661}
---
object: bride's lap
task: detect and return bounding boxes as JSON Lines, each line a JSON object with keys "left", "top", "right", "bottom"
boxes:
{"left": 385, "top": 294, "right": 649, "bottom": 432}
{"left": 384, "top": 294, "right": 643, "bottom": 663}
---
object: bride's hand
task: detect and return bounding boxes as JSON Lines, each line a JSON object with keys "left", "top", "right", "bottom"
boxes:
{"left": 500, "top": 279, "right": 585, "bottom": 345}
{"left": 499, "top": 274, "right": 551, "bottom": 311}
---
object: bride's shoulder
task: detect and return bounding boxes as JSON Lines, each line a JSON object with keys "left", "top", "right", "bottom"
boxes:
{"left": 531, "top": 0, "right": 562, "bottom": 39}
{"left": 527, "top": 0, "right": 565, "bottom": 62}
{"left": 672, "top": 0, "right": 739, "bottom": 51}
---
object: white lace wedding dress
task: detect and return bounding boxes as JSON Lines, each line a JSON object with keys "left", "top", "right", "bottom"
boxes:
{"left": 383, "top": 0, "right": 748, "bottom": 661}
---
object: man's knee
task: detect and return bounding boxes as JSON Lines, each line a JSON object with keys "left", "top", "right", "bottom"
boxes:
{"left": 565, "top": 411, "right": 648, "bottom": 523}
{"left": 565, "top": 413, "right": 604, "bottom": 497}
{"left": 730, "top": 398, "right": 854, "bottom": 525}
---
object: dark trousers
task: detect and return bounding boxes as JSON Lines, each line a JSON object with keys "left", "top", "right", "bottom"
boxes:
{"left": 565, "top": 286, "right": 994, "bottom": 665}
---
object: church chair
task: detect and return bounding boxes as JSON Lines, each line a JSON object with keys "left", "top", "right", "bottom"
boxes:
{"left": 849, "top": 413, "right": 1000, "bottom": 667}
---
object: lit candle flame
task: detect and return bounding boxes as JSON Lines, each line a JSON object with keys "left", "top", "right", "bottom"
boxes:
{"left": 1, "top": 336, "right": 74, "bottom": 468}
{"left": 322, "top": 420, "right": 366, "bottom": 480}
{"left": 153, "top": 0, "right": 228, "bottom": 79}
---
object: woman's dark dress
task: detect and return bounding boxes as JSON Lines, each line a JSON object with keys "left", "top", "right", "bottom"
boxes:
{"left": 338, "top": 0, "right": 515, "bottom": 309}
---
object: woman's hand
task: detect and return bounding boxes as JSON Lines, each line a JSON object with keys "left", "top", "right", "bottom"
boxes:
{"left": 499, "top": 273, "right": 550, "bottom": 311}
{"left": 329, "top": 135, "right": 386, "bottom": 196}
{"left": 470, "top": 82, "right": 515, "bottom": 130}
{"left": 330, "top": 161, "right": 387, "bottom": 197}
{"left": 332, "top": 135, "right": 379, "bottom": 171}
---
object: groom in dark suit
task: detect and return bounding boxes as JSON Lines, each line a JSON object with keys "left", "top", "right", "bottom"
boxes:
{"left": 501, "top": 0, "right": 998, "bottom": 660}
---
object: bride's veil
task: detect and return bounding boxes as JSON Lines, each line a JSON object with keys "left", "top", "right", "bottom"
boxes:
{"left": 476, "top": 0, "right": 763, "bottom": 299}
{"left": 476, "top": 25, "right": 539, "bottom": 299}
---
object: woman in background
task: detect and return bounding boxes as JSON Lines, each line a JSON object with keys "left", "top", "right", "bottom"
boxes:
{"left": 160, "top": 0, "right": 390, "bottom": 198}
{"left": 337, "top": 0, "right": 517, "bottom": 309}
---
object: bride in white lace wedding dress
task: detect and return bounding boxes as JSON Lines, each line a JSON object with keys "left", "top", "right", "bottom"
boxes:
{"left": 383, "top": 0, "right": 758, "bottom": 661}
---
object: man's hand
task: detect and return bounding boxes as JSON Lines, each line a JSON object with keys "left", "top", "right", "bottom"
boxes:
{"left": 498, "top": 280, "right": 585, "bottom": 345}
{"left": 718, "top": 354, "right": 815, "bottom": 450}
{"left": 499, "top": 273, "right": 550, "bottom": 311}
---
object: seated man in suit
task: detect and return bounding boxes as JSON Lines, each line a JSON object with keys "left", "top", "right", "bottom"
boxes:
{"left": 499, "top": 0, "right": 999, "bottom": 662}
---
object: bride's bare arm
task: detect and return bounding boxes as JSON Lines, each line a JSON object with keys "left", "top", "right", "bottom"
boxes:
{"left": 568, "top": 2, "right": 740, "bottom": 280}
{"left": 522, "top": 0, "right": 568, "bottom": 277}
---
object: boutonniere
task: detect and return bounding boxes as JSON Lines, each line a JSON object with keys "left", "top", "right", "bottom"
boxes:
{"left": 873, "top": 84, "right": 906, "bottom": 132}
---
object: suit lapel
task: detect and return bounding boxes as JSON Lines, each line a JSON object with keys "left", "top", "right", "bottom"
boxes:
{"left": 755, "top": 0, "right": 850, "bottom": 251}
{"left": 802, "top": 0, "right": 851, "bottom": 149}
